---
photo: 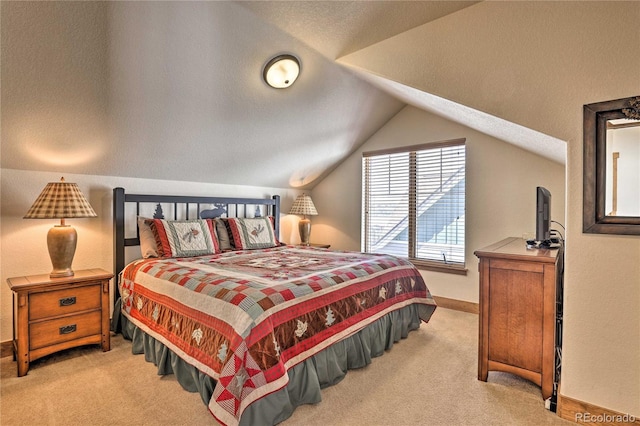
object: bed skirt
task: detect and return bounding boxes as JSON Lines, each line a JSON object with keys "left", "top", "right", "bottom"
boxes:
{"left": 112, "top": 298, "right": 434, "bottom": 425}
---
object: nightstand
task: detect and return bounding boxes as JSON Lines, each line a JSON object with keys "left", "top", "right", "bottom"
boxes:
{"left": 297, "top": 243, "right": 330, "bottom": 249}
{"left": 6, "top": 268, "right": 113, "bottom": 377}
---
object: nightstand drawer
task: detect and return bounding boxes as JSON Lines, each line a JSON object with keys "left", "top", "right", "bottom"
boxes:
{"left": 30, "top": 311, "right": 102, "bottom": 350}
{"left": 29, "top": 284, "right": 101, "bottom": 321}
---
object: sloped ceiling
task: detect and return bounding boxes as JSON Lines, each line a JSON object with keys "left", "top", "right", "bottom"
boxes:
{"left": 2, "top": 1, "right": 565, "bottom": 191}
{"left": 242, "top": 1, "right": 566, "bottom": 164}
{"left": 238, "top": 1, "right": 479, "bottom": 60}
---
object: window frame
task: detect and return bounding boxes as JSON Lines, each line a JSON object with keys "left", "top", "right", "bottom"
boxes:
{"left": 362, "top": 138, "right": 467, "bottom": 275}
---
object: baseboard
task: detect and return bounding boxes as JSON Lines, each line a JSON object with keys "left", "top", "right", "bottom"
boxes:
{"left": 1, "top": 340, "right": 14, "bottom": 359}
{"left": 432, "top": 296, "right": 479, "bottom": 314}
{"left": 558, "top": 394, "right": 639, "bottom": 425}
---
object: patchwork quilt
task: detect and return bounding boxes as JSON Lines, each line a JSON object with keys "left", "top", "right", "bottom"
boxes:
{"left": 119, "top": 246, "right": 436, "bottom": 425}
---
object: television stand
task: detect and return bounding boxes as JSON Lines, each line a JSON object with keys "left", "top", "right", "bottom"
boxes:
{"left": 475, "top": 237, "right": 563, "bottom": 405}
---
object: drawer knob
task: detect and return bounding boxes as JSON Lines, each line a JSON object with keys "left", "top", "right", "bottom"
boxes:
{"left": 59, "top": 324, "right": 77, "bottom": 335}
{"left": 59, "top": 297, "right": 76, "bottom": 307}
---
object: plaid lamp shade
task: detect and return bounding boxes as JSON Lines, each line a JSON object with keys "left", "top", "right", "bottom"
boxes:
{"left": 289, "top": 194, "right": 318, "bottom": 216}
{"left": 24, "top": 179, "right": 97, "bottom": 219}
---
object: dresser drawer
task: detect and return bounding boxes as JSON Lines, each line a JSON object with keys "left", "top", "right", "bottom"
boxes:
{"left": 29, "top": 311, "right": 102, "bottom": 350}
{"left": 29, "top": 284, "right": 101, "bottom": 321}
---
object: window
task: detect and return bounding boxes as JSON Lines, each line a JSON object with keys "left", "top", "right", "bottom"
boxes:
{"left": 362, "top": 139, "right": 466, "bottom": 274}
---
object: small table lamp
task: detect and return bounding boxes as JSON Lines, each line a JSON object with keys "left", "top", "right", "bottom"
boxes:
{"left": 289, "top": 194, "right": 318, "bottom": 245}
{"left": 24, "top": 177, "right": 97, "bottom": 278}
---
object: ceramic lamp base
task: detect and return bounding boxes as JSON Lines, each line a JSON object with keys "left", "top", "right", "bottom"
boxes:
{"left": 298, "top": 218, "right": 311, "bottom": 245}
{"left": 47, "top": 225, "right": 77, "bottom": 278}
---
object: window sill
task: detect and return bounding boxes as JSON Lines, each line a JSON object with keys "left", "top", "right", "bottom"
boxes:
{"left": 410, "top": 259, "right": 468, "bottom": 276}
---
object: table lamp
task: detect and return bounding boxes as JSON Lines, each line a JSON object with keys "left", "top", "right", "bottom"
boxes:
{"left": 24, "top": 177, "right": 97, "bottom": 278}
{"left": 289, "top": 194, "right": 318, "bottom": 245}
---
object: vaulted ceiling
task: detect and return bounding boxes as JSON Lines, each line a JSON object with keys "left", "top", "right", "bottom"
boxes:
{"left": 1, "top": 1, "right": 566, "bottom": 190}
{"left": 239, "top": 1, "right": 479, "bottom": 60}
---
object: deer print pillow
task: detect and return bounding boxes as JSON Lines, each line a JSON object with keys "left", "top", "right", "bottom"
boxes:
{"left": 147, "top": 219, "right": 220, "bottom": 257}
{"left": 223, "top": 217, "right": 278, "bottom": 250}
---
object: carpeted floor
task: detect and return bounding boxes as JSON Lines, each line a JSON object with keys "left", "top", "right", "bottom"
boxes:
{"left": 0, "top": 308, "right": 572, "bottom": 425}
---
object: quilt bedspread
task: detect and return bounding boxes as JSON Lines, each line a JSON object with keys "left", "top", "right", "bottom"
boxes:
{"left": 119, "top": 245, "right": 436, "bottom": 425}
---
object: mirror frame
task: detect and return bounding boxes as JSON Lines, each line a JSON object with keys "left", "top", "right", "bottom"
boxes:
{"left": 583, "top": 95, "right": 640, "bottom": 235}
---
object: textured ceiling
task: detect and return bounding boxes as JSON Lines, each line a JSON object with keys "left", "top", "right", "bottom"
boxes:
{"left": 341, "top": 66, "right": 566, "bottom": 164}
{"left": 238, "top": 1, "right": 479, "bottom": 59}
{"left": 243, "top": 0, "right": 567, "bottom": 167}
{"left": 2, "top": 1, "right": 564, "bottom": 192}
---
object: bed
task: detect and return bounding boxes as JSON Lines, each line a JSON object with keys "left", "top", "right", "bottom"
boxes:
{"left": 111, "top": 187, "right": 437, "bottom": 425}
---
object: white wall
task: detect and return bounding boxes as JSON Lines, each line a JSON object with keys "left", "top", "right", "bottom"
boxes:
{"left": 0, "top": 168, "right": 304, "bottom": 342}
{"left": 311, "top": 105, "right": 565, "bottom": 302}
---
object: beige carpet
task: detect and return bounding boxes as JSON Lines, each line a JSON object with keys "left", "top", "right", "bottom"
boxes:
{"left": 1, "top": 308, "right": 572, "bottom": 425}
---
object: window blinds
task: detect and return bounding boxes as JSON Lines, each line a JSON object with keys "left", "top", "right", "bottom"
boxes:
{"left": 363, "top": 140, "right": 466, "bottom": 267}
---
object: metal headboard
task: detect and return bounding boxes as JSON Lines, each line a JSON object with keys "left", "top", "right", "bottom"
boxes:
{"left": 113, "top": 187, "right": 280, "bottom": 300}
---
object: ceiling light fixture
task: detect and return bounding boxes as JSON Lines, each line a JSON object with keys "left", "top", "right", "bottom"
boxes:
{"left": 263, "top": 54, "right": 300, "bottom": 89}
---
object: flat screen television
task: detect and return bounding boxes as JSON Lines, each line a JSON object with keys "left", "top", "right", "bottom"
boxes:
{"left": 536, "top": 186, "right": 551, "bottom": 242}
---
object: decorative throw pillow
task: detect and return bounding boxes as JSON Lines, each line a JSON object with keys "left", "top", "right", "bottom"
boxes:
{"left": 223, "top": 217, "right": 278, "bottom": 250}
{"left": 148, "top": 219, "right": 220, "bottom": 257}
{"left": 138, "top": 217, "right": 159, "bottom": 258}
{"left": 212, "top": 218, "right": 233, "bottom": 251}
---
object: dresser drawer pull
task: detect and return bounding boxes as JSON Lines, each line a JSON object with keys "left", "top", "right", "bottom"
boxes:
{"left": 59, "top": 296, "right": 77, "bottom": 307}
{"left": 59, "top": 324, "right": 77, "bottom": 335}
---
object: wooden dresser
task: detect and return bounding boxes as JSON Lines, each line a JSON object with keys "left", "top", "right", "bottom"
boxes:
{"left": 474, "top": 237, "right": 562, "bottom": 401}
{"left": 7, "top": 268, "right": 113, "bottom": 377}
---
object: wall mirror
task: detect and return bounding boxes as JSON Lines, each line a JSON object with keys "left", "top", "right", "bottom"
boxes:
{"left": 583, "top": 95, "right": 640, "bottom": 235}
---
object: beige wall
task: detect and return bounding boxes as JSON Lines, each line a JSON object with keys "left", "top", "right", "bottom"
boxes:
{"left": 311, "top": 105, "right": 565, "bottom": 302}
{"left": 2, "top": 0, "right": 638, "bottom": 419}
{"left": 0, "top": 168, "right": 304, "bottom": 342}
{"left": 337, "top": 1, "right": 640, "bottom": 417}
